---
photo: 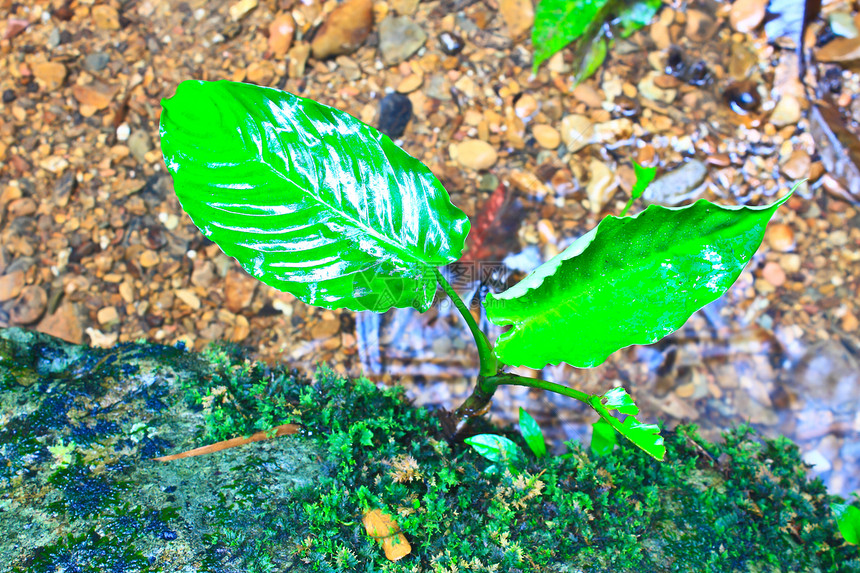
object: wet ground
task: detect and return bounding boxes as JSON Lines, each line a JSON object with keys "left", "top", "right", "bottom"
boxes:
{"left": 0, "top": 0, "right": 859, "bottom": 495}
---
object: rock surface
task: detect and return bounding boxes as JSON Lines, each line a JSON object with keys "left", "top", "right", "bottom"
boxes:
{"left": 311, "top": 0, "right": 373, "bottom": 60}
{"left": 378, "top": 16, "right": 427, "bottom": 66}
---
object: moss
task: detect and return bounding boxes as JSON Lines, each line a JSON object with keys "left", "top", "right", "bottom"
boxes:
{"left": 2, "top": 329, "right": 858, "bottom": 572}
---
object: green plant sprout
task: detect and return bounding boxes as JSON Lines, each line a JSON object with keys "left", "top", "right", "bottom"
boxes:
{"left": 532, "top": 0, "right": 662, "bottom": 79}
{"left": 159, "top": 80, "right": 795, "bottom": 461}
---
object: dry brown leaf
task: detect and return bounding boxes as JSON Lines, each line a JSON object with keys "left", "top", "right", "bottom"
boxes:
{"left": 153, "top": 423, "right": 300, "bottom": 461}
{"left": 362, "top": 509, "right": 412, "bottom": 561}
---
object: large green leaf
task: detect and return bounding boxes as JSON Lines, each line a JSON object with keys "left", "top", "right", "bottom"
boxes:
{"left": 160, "top": 80, "right": 469, "bottom": 312}
{"left": 532, "top": 0, "right": 611, "bottom": 73}
{"left": 486, "top": 193, "right": 792, "bottom": 368}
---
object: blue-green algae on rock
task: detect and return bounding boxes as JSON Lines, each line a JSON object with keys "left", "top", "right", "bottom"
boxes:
{"left": 1, "top": 327, "right": 857, "bottom": 572}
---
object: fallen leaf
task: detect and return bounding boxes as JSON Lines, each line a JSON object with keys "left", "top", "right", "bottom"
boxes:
{"left": 362, "top": 509, "right": 411, "bottom": 561}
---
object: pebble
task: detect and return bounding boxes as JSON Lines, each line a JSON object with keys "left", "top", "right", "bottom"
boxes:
{"left": 37, "top": 301, "right": 83, "bottom": 344}
{"left": 454, "top": 139, "right": 498, "bottom": 171}
{"left": 72, "top": 83, "right": 118, "bottom": 113}
{"left": 311, "top": 318, "right": 341, "bottom": 339}
{"left": 7, "top": 197, "right": 37, "bottom": 218}
{"left": 175, "top": 289, "right": 202, "bottom": 310}
{"left": 311, "top": 0, "right": 373, "bottom": 60}
{"left": 729, "top": 0, "right": 767, "bottom": 33}
{"left": 10, "top": 285, "right": 47, "bottom": 325}
{"left": 139, "top": 250, "right": 160, "bottom": 268}
{"left": 766, "top": 223, "right": 795, "bottom": 252}
{"left": 642, "top": 160, "right": 707, "bottom": 206}
{"left": 585, "top": 159, "right": 617, "bottom": 213}
{"left": 378, "top": 16, "right": 427, "bottom": 66}
{"left": 32, "top": 62, "right": 67, "bottom": 90}
{"left": 0, "top": 270, "right": 24, "bottom": 302}
{"left": 390, "top": 0, "right": 420, "bottom": 15}
{"left": 514, "top": 94, "right": 538, "bottom": 119}
{"left": 128, "top": 130, "right": 152, "bottom": 163}
{"left": 499, "top": 0, "right": 534, "bottom": 41}
{"left": 638, "top": 72, "right": 677, "bottom": 104}
{"left": 762, "top": 261, "right": 786, "bottom": 287}
{"left": 572, "top": 84, "right": 603, "bottom": 108}
{"left": 92, "top": 5, "right": 121, "bottom": 30}
{"left": 802, "top": 449, "right": 832, "bottom": 473}
{"left": 770, "top": 95, "right": 801, "bottom": 127}
{"left": 396, "top": 73, "right": 423, "bottom": 94}
{"left": 2, "top": 89, "right": 14, "bottom": 104}
{"left": 438, "top": 32, "right": 464, "bottom": 55}
{"left": 843, "top": 312, "right": 859, "bottom": 332}
{"left": 816, "top": 37, "right": 860, "bottom": 63}
{"left": 229, "top": 0, "right": 258, "bottom": 21}
{"left": 268, "top": 13, "right": 295, "bottom": 58}
{"left": 532, "top": 124, "right": 560, "bottom": 149}
{"left": 377, "top": 93, "right": 413, "bottom": 138}
{"left": 560, "top": 114, "right": 594, "bottom": 153}
{"left": 781, "top": 149, "right": 811, "bottom": 180}
{"left": 224, "top": 269, "right": 258, "bottom": 313}
{"left": 83, "top": 53, "right": 110, "bottom": 73}
{"left": 97, "top": 306, "right": 119, "bottom": 325}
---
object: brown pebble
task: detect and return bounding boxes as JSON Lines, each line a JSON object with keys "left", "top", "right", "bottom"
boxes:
{"left": 455, "top": 139, "right": 498, "bottom": 170}
{"left": 224, "top": 269, "right": 258, "bottom": 313}
{"left": 780, "top": 149, "right": 811, "bottom": 181}
{"left": 843, "top": 312, "right": 859, "bottom": 332}
{"left": 139, "top": 250, "right": 160, "bottom": 268}
{"left": 269, "top": 13, "right": 296, "bottom": 58}
{"left": 0, "top": 270, "right": 25, "bottom": 302}
{"left": 92, "top": 5, "right": 120, "bottom": 30}
{"left": 767, "top": 223, "right": 795, "bottom": 252}
{"left": 729, "top": 0, "right": 767, "bottom": 33}
{"left": 533, "top": 124, "right": 561, "bottom": 149}
{"left": 10, "top": 285, "right": 48, "bottom": 325}
{"left": 7, "top": 197, "right": 37, "bottom": 218}
{"left": 514, "top": 94, "right": 538, "bottom": 119}
{"left": 97, "top": 306, "right": 119, "bottom": 325}
{"left": 311, "top": 0, "right": 373, "bottom": 60}
{"left": 311, "top": 318, "right": 341, "bottom": 339}
{"left": 32, "top": 62, "right": 68, "bottom": 90}
{"left": 762, "top": 261, "right": 786, "bottom": 287}
{"left": 706, "top": 153, "right": 732, "bottom": 168}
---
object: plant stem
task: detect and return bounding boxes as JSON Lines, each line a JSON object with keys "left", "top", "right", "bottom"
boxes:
{"left": 485, "top": 373, "right": 592, "bottom": 404}
{"left": 434, "top": 268, "right": 498, "bottom": 378}
{"left": 619, "top": 197, "right": 635, "bottom": 217}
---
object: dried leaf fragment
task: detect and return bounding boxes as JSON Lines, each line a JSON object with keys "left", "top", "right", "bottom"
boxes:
{"left": 362, "top": 509, "right": 411, "bottom": 561}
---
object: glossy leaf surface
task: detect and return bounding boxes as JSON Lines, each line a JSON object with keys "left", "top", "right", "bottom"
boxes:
{"left": 160, "top": 80, "right": 469, "bottom": 312}
{"left": 833, "top": 503, "right": 860, "bottom": 545}
{"left": 618, "top": 0, "right": 661, "bottom": 38}
{"left": 518, "top": 407, "right": 547, "bottom": 458}
{"left": 588, "top": 387, "right": 664, "bottom": 459}
{"left": 631, "top": 162, "right": 657, "bottom": 202}
{"left": 532, "top": 0, "right": 610, "bottom": 73}
{"left": 465, "top": 434, "right": 525, "bottom": 469}
{"left": 486, "top": 193, "right": 792, "bottom": 368}
{"left": 590, "top": 419, "right": 617, "bottom": 456}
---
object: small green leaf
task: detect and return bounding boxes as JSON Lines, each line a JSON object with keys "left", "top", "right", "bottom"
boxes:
{"left": 590, "top": 419, "right": 617, "bottom": 456}
{"left": 631, "top": 162, "right": 658, "bottom": 202}
{"left": 160, "top": 80, "right": 469, "bottom": 313}
{"left": 589, "top": 388, "right": 664, "bottom": 459}
{"left": 532, "top": 0, "right": 611, "bottom": 73}
{"left": 618, "top": 0, "right": 661, "bottom": 38}
{"left": 486, "top": 191, "right": 794, "bottom": 369}
{"left": 465, "top": 434, "right": 525, "bottom": 467}
{"left": 574, "top": 36, "right": 608, "bottom": 84}
{"left": 518, "top": 408, "right": 547, "bottom": 458}
{"left": 833, "top": 503, "right": 860, "bottom": 545}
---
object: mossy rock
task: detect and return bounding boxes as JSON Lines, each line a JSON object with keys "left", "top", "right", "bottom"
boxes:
{"left": 0, "top": 327, "right": 857, "bottom": 572}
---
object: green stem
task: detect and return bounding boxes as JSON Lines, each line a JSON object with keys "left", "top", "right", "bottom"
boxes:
{"left": 484, "top": 373, "right": 592, "bottom": 404}
{"left": 619, "top": 197, "right": 635, "bottom": 217}
{"left": 434, "top": 268, "right": 498, "bottom": 378}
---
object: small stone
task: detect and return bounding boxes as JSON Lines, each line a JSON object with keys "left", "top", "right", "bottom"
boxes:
{"left": 311, "top": 318, "right": 341, "bottom": 339}
{"left": 438, "top": 31, "right": 464, "bottom": 55}
{"left": 288, "top": 43, "right": 311, "bottom": 77}
{"left": 97, "top": 306, "right": 119, "bottom": 325}
{"left": 586, "top": 159, "right": 617, "bottom": 213}
{"left": 802, "top": 449, "right": 832, "bottom": 473}
{"left": 139, "top": 250, "right": 159, "bottom": 268}
{"left": 816, "top": 37, "right": 860, "bottom": 62}
{"left": 638, "top": 72, "right": 677, "bottom": 104}
{"left": 499, "top": 0, "right": 534, "bottom": 41}
{"left": 37, "top": 301, "right": 83, "bottom": 344}
{"left": 377, "top": 93, "right": 413, "bottom": 138}
{"left": 514, "top": 94, "right": 538, "bottom": 119}
{"left": 128, "top": 130, "right": 152, "bottom": 163}
{"left": 311, "top": 0, "right": 373, "bottom": 60}
{"left": 32, "top": 62, "right": 67, "bottom": 90}
{"left": 843, "top": 312, "right": 859, "bottom": 332}
{"left": 729, "top": 0, "right": 767, "bottom": 33}
{"left": 268, "top": 13, "right": 295, "bottom": 57}
{"left": 2, "top": 90, "right": 15, "bottom": 104}
{"left": 532, "top": 124, "right": 560, "bottom": 149}
{"left": 686, "top": 10, "right": 716, "bottom": 42}
{"left": 770, "top": 95, "right": 801, "bottom": 127}
{"left": 396, "top": 73, "right": 423, "bottom": 94}
{"left": 225, "top": 268, "right": 258, "bottom": 313}
{"left": 767, "top": 223, "right": 795, "bottom": 252}
{"left": 781, "top": 149, "right": 811, "bottom": 180}
{"left": 72, "top": 83, "right": 118, "bottom": 112}
{"left": 92, "top": 5, "right": 121, "bottom": 30}
{"left": 560, "top": 114, "right": 594, "bottom": 153}
{"left": 378, "top": 16, "right": 427, "bottom": 66}
{"left": 231, "top": 314, "right": 251, "bottom": 342}
{"left": 390, "top": 0, "right": 419, "bottom": 15}
{"left": 572, "top": 85, "right": 603, "bottom": 108}
{"left": 86, "top": 327, "right": 118, "bottom": 349}
{"left": 643, "top": 160, "right": 707, "bottom": 206}
{"left": 454, "top": 139, "right": 498, "bottom": 171}
{"left": 229, "top": 0, "right": 258, "bottom": 21}
{"left": 10, "top": 285, "right": 48, "bottom": 325}
{"left": 7, "top": 197, "right": 37, "bottom": 218}
{"left": 84, "top": 52, "right": 110, "bottom": 72}
{"left": 0, "top": 270, "right": 24, "bottom": 302}
{"left": 175, "top": 289, "right": 202, "bottom": 310}
{"left": 191, "top": 260, "right": 217, "bottom": 288}
{"left": 762, "top": 261, "right": 786, "bottom": 287}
